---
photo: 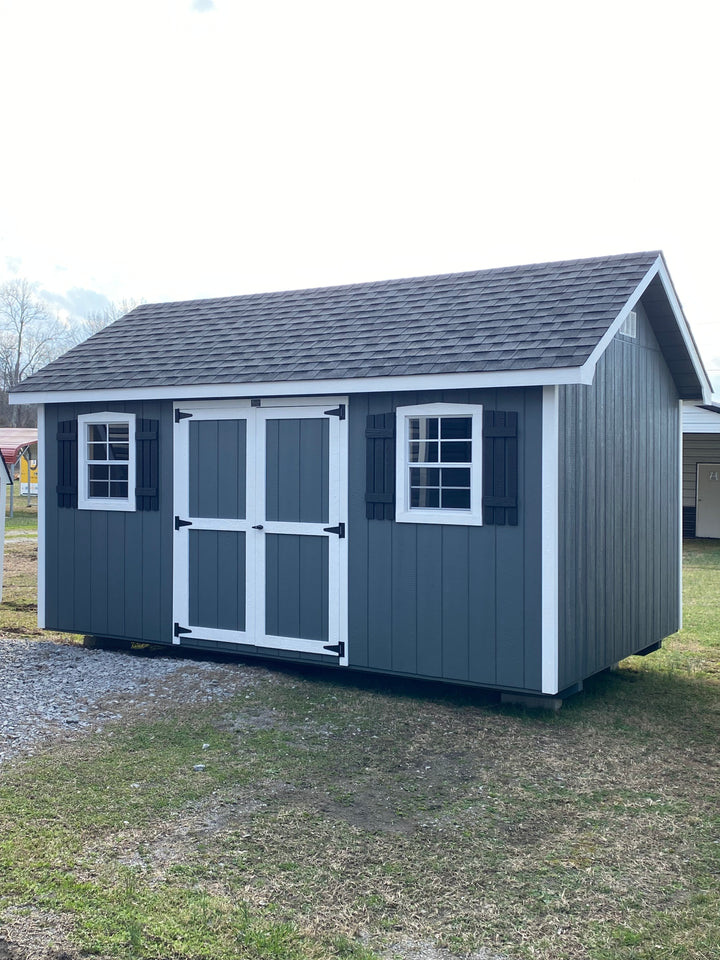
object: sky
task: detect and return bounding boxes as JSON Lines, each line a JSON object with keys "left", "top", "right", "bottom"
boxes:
{"left": 1, "top": 0, "right": 718, "bottom": 389}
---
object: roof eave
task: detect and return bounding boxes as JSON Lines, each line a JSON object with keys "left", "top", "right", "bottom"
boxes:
{"left": 9, "top": 364, "right": 595, "bottom": 406}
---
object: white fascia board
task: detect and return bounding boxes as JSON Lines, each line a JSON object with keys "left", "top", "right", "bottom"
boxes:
{"left": 9, "top": 365, "right": 588, "bottom": 406}
{"left": 654, "top": 258, "right": 714, "bottom": 402}
{"left": 580, "top": 255, "right": 713, "bottom": 400}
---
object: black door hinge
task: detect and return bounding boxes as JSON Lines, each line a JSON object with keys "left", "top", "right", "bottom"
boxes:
{"left": 175, "top": 516, "right": 192, "bottom": 530}
{"left": 323, "top": 522, "right": 345, "bottom": 538}
{"left": 174, "top": 622, "right": 192, "bottom": 637}
{"left": 323, "top": 641, "right": 345, "bottom": 656}
{"left": 324, "top": 404, "right": 346, "bottom": 420}
{"left": 175, "top": 409, "right": 192, "bottom": 423}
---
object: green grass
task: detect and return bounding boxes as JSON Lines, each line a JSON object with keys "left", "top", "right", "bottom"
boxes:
{"left": 0, "top": 543, "right": 719, "bottom": 959}
{"left": 4, "top": 483, "right": 38, "bottom": 531}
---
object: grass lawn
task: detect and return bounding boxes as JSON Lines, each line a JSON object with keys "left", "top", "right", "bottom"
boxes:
{"left": 0, "top": 536, "right": 718, "bottom": 959}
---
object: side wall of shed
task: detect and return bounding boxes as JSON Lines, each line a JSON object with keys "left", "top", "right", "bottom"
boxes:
{"left": 43, "top": 400, "right": 174, "bottom": 643}
{"left": 558, "top": 302, "right": 681, "bottom": 689}
{"left": 348, "top": 387, "right": 544, "bottom": 692}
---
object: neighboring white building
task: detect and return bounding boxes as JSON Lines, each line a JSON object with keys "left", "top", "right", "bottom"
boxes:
{"left": 683, "top": 402, "right": 720, "bottom": 538}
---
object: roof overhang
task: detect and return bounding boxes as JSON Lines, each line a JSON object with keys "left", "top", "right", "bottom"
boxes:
{"left": 581, "top": 254, "right": 712, "bottom": 401}
{"left": 9, "top": 363, "right": 598, "bottom": 406}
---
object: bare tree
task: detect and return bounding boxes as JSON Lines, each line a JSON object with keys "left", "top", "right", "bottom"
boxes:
{"left": 67, "top": 297, "right": 144, "bottom": 346}
{"left": 0, "top": 279, "right": 67, "bottom": 426}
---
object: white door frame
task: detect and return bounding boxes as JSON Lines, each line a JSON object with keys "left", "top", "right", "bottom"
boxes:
{"left": 172, "top": 397, "right": 349, "bottom": 663}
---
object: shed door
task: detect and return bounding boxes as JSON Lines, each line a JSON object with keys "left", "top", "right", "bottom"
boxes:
{"left": 172, "top": 399, "right": 348, "bottom": 663}
{"left": 696, "top": 463, "right": 720, "bottom": 538}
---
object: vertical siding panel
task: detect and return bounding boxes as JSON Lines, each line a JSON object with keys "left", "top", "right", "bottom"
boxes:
{"left": 416, "top": 525, "right": 443, "bottom": 677}
{"left": 367, "top": 520, "right": 393, "bottom": 671}
{"left": 73, "top": 509, "right": 93, "bottom": 635}
{"left": 106, "top": 513, "right": 126, "bottom": 636}
{"left": 90, "top": 511, "right": 109, "bottom": 635}
{"left": 441, "top": 526, "right": 470, "bottom": 681}
{"left": 391, "top": 523, "right": 417, "bottom": 674}
{"left": 278, "top": 420, "right": 301, "bottom": 521}
{"left": 522, "top": 390, "right": 543, "bottom": 690}
{"left": 468, "top": 527, "right": 496, "bottom": 684}
{"left": 348, "top": 395, "right": 369, "bottom": 667}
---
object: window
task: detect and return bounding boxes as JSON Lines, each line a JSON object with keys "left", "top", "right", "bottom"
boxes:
{"left": 77, "top": 412, "right": 136, "bottom": 511}
{"left": 395, "top": 403, "right": 483, "bottom": 525}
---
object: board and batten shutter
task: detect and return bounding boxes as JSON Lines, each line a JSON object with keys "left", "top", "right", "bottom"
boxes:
{"left": 56, "top": 419, "right": 78, "bottom": 508}
{"left": 135, "top": 419, "right": 159, "bottom": 510}
{"left": 365, "top": 413, "right": 395, "bottom": 520}
{"left": 56, "top": 417, "right": 160, "bottom": 510}
{"left": 482, "top": 410, "right": 518, "bottom": 525}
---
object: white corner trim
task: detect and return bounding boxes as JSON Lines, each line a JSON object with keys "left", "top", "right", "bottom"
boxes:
{"left": 541, "top": 385, "right": 560, "bottom": 695}
{"left": 37, "top": 405, "right": 46, "bottom": 628}
{"left": 678, "top": 399, "right": 683, "bottom": 629}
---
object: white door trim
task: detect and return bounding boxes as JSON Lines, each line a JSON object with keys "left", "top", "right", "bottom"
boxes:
{"left": 172, "top": 398, "right": 348, "bottom": 664}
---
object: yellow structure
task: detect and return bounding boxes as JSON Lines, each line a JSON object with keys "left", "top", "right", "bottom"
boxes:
{"left": 20, "top": 455, "right": 38, "bottom": 495}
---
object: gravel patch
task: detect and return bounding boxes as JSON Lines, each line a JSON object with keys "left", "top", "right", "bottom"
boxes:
{"left": 0, "top": 638, "right": 255, "bottom": 765}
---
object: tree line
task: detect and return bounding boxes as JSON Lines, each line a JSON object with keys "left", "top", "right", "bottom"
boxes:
{"left": 0, "top": 279, "right": 141, "bottom": 427}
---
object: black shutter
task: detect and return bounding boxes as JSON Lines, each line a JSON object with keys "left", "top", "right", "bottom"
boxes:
{"left": 365, "top": 413, "right": 395, "bottom": 520}
{"left": 482, "top": 410, "right": 518, "bottom": 525}
{"left": 56, "top": 419, "right": 78, "bottom": 508}
{"left": 135, "top": 419, "right": 159, "bottom": 511}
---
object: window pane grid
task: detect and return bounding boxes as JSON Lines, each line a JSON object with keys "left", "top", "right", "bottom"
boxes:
{"left": 85, "top": 421, "right": 130, "bottom": 500}
{"left": 408, "top": 415, "right": 472, "bottom": 512}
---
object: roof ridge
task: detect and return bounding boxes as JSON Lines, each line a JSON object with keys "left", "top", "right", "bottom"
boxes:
{"left": 127, "top": 251, "right": 662, "bottom": 314}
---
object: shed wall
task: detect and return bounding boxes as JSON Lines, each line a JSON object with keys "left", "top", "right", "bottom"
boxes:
{"left": 558, "top": 302, "right": 680, "bottom": 689}
{"left": 42, "top": 389, "right": 544, "bottom": 691}
{"left": 43, "top": 400, "right": 174, "bottom": 642}
{"left": 348, "top": 388, "right": 544, "bottom": 691}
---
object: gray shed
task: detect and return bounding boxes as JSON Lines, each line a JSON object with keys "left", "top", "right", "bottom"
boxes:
{"left": 11, "top": 251, "right": 711, "bottom": 703}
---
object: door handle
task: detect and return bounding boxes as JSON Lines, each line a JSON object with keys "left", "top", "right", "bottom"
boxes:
{"left": 252, "top": 524, "right": 264, "bottom": 530}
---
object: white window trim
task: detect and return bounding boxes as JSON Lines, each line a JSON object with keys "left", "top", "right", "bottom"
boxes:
{"left": 77, "top": 411, "right": 137, "bottom": 512}
{"left": 395, "top": 402, "right": 483, "bottom": 526}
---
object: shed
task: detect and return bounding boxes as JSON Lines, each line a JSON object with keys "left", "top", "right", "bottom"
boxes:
{"left": 682, "top": 402, "right": 720, "bottom": 538}
{"left": 10, "top": 251, "right": 711, "bottom": 704}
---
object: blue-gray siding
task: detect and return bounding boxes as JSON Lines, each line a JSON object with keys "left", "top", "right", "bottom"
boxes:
{"left": 189, "top": 529, "right": 246, "bottom": 632}
{"left": 44, "top": 400, "right": 174, "bottom": 643}
{"left": 189, "top": 419, "right": 246, "bottom": 519}
{"left": 347, "top": 388, "right": 544, "bottom": 691}
{"left": 558, "top": 303, "right": 681, "bottom": 689}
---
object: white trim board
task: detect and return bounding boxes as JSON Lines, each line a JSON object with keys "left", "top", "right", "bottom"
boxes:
{"left": 37, "top": 406, "right": 46, "bottom": 628}
{"left": 541, "top": 385, "right": 560, "bottom": 695}
{"left": 11, "top": 365, "right": 595, "bottom": 406}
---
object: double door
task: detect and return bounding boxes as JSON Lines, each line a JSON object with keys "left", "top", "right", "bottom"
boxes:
{"left": 172, "top": 398, "right": 348, "bottom": 663}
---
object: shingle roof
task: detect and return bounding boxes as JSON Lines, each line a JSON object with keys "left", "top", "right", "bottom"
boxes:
{"left": 14, "top": 251, "right": 663, "bottom": 394}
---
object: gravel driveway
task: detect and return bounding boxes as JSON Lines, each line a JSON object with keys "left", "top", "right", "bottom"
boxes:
{"left": 0, "top": 637, "right": 254, "bottom": 766}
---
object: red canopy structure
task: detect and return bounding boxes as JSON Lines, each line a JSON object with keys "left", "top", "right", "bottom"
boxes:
{"left": 0, "top": 428, "right": 38, "bottom": 467}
